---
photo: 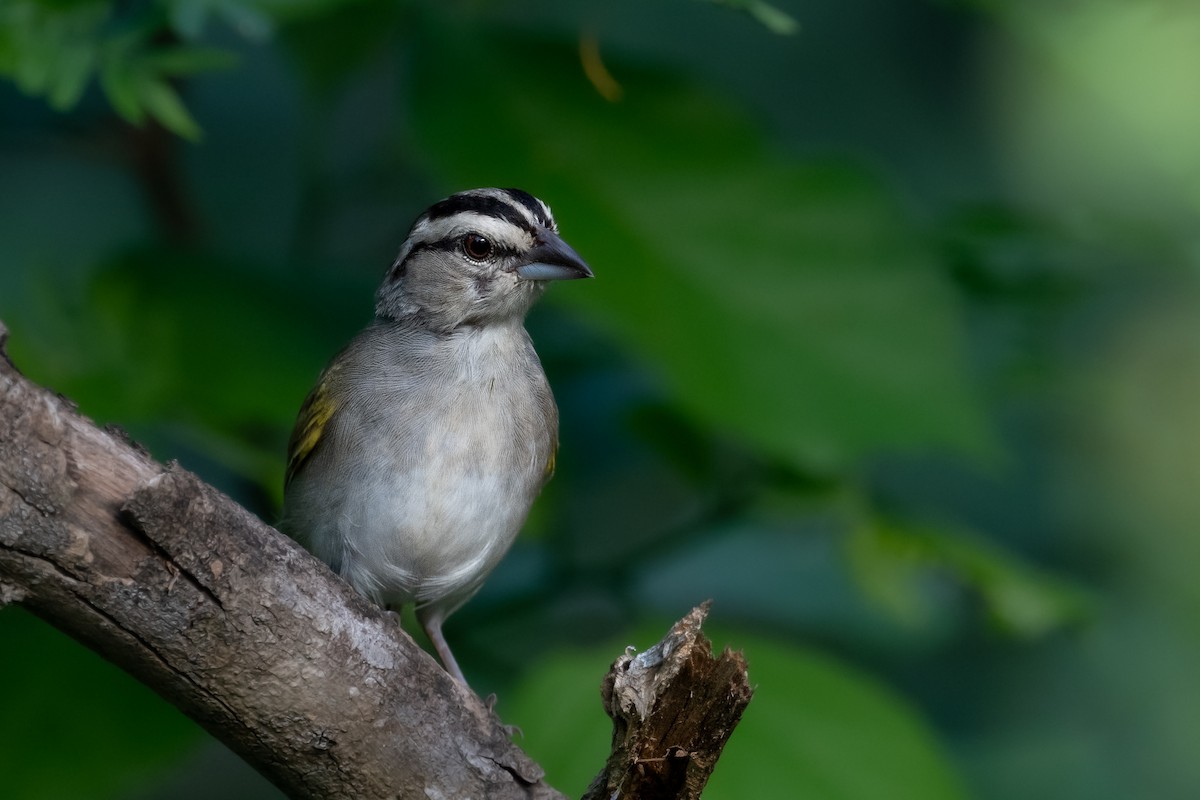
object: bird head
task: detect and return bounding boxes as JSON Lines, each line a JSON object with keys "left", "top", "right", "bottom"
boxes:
{"left": 376, "top": 188, "right": 592, "bottom": 330}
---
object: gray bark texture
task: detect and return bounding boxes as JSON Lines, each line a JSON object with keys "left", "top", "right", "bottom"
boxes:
{"left": 0, "top": 319, "right": 751, "bottom": 799}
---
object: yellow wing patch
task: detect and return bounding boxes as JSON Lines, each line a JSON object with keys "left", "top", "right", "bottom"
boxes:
{"left": 285, "top": 372, "right": 338, "bottom": 488}
{"left": 544, "top": 436, "right": 558, "bottom": 480}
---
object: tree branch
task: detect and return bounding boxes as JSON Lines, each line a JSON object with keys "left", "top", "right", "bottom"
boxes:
{"left": 585, "top": 603, "right": 752, "bottom": 799}
{"left": 0, "top": 319, "right": 750, "bottom": 798}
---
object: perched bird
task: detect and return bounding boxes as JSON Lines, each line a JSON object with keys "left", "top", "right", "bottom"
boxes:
{"left": 281, "top": 188, "right": 592, "bottom": 686}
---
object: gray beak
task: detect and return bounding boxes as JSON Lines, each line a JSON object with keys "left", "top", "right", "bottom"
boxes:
{"left": 515, "top": 231, "right": 594, "bottom": 281}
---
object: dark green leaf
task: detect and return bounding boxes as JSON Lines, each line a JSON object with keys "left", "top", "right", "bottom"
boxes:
{"left": 506, "top": 625, "right": 970, "bottom": 799}
{"left": 142, "top": 44, "right": 238, "bottom": 76}
{"left": 138, "top": 74, "right": 202, "bottom": 139}
{"left": 847, "top": 516, "right": 1093, "bottom": 637}
{"left": 705, "top": 629, "right": 970, "bottom": 800}
{"left": 0, "top": 609, "right": 203, "bottom": 799}
{"left": 98, "top": 30, "right": 146, "bottom": 124}
{"left": 279, "top": 0, "right": 406, "bottom": 95}
{"left": 411, "top": 30, "right": 993, "bottom": 472}
{"left": 0, "top": 2, "right": 107, "bottom": 104}
{"left": 703, "top": 0, "right": 800, "bottom": 35}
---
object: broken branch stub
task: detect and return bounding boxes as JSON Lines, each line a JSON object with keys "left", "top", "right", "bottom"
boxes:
{"left": 584, "top": 603, "right": 753, "bottom": 800}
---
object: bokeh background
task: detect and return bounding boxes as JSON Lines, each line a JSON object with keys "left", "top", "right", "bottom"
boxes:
{"left": 3, "top": 0, "right": 1200, "bottom": 797}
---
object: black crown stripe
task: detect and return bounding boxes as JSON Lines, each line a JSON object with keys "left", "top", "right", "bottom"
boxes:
{"left": 501, "top": 188, "right": 554, "bottom": 229}
{"left": 422, "top": 193, "right": 536, "bottom": 236}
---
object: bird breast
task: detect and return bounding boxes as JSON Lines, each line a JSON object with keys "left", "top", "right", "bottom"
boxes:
{"left": 324, "top": 321, "right": 557, "bottom": 606}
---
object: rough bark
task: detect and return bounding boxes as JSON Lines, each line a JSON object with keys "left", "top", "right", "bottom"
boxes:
{"left": 0, "top": 318, "right": 751, "bottom": 798}
{"left": 584, "top": 604, "right": 753, "bottom": 799}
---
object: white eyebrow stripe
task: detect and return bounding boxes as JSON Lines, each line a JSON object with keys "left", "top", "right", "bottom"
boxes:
{"left": 467, "top": 187, "right": 551, "bottom": 231}
{"left": 411, "top": 212, "right": 534, "bottom": 249}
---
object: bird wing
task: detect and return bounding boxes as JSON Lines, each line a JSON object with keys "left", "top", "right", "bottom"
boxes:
{"left": 544, "top": 434, "right": 558, "bottom": 480}
{"left": 285, "top": 367, "right": 340, "bottom": 488}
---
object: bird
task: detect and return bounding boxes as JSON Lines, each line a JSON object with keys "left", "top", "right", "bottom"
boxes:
{"left": 280, "top": 188, "right": 592, "bottom": 687}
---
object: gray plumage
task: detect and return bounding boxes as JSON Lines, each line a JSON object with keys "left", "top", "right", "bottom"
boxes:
{"left": 281, "top": 188, "right": 591, "bottom": 686}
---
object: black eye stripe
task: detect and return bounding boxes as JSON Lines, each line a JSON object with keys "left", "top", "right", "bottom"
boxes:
{"left": 465, "top": 239, "right": 518, "bottom": 259}
{"left": 396, "top": 237, "right": 519, "bottom": 267}
{"left": 390, "top": 189, "right": 554, "bottom": 281}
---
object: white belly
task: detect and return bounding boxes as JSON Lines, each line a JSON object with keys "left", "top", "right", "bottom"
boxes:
{"left": 341, "top": 456, "right": 532, "bottom": 608}
{"left": 283, "top": 322, "right": 555, "bottom": 613}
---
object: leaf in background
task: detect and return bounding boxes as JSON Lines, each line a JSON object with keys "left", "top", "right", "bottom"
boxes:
{"left": 410, "top": 28, "right": 993, "bottom": 473}
{"left": 703, "top": 0, "right": 801, "bottom": 35}
{"left": 506, "top": 625, "right": 970, "bottom": 799}
{"left": 0, "top": 609, "right": 203, "bottom": 800}
{"left": 142, "top": 44, "right": 239, "bottom": 76}
{"left": 169, "top": 0, "right": 275, "bottom": 42}
{"left": 845, "top": 515, "right": 939, "bottom": 629}
{"left": 2, "top": 1, "right": 245, "bottom": 137}
{"left": 278, "top": 0, "right": 408, "bottom": 96}
{"left": 12, "top": 247, "right": 372, "bottom": 501}
{"left": 847, "top": 516, "right": 1092, "bottom": 637}
{"left": 706, "top": 630, "right": 970, "bottom": 800}
{"left": 0, "top": 1, "right": 108, "bottom": 106}
{"left": 138, "top": 74, "right": 202, "bottom": 139}
{"left": 503, "top": 649, "right": 613, "bottom": 796}
{"left": 98, "top": 36, "right": 210, "bottom": 139}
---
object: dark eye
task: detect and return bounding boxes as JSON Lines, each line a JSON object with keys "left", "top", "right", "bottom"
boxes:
{"left": 462, "top": 233, "right": 493, "bottom": 261}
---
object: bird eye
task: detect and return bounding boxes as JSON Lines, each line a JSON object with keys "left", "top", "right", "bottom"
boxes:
{"left": 462, "top": 233, "right": 493, "bottom": 261}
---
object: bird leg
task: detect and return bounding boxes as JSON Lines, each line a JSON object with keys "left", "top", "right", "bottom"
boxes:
{"left": 418, "top": 607, "right": 468, "bottom": 686}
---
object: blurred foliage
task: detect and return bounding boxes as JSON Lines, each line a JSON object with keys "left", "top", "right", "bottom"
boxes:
{"left": 0, "top": 609, "right": 201, "bottom": 800}
{"left": 0, "top": 0, "right": 241, "bottom": 139}
{"left": 409, "top": 28, "right": 993, "bottom": 469}
{"left": 3, "top": 0, "right": 1200, "bottom": 798}
{"left": 847, "top": 514, "right": 1091, "bottom": 636}
{"left": 507, "top": 625, "right": 969, "bottom": 799}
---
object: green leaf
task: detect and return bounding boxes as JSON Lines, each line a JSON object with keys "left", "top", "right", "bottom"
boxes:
{"left": 138, "top": 75, "right": 202, "bottom": 140}
{"left": 169, "top": 0, "right": 275, "bottom": 41}
{"left": 54, "top": 248, "right": 372, "bottom": 499}
{"left": 1, "top": 1, "right": 244, "bottom": 136}
{"left": 846, "top": 515, "right": 937, "bottom": 629}
{"left": 98, "top": 30, "right": 147, "bottom": 124}
{"left": 0, "top": 1, "right": 108, "bottom": 104}
{"left": 279, "top": 0, "right": 408, "bottom": 96}
{"left": 411, "top": 29, "right": 993, "bottom": 472}
{"left": 847, "top": 516, "right": 1093, "bottom": 637}
{"left": 142, "top": 44, "right": 239, "bottom": 76}
{"left": 506, "top": 626, "right": 970, "bottom": 799}
{"left": 0, "top": 609, "right": 203, "bottom": 799}
{"left": 214, "top": 0, "right": 275, "bottom": 40}
{"left": 744, "top": 0, "right": 801, "bottom": 35}
{"left": 98, "top": 42, "right": 211, "bottom": 139}
{"left": 504, "top": 649, "right": 614, "bottom": 795}
{"left": 707, "top": 630, "right": 970, "bottom": 800}
{"left": 704, "top": 0, "right": 800, "bottom": 35}
{"left": 45, "top": 35, "right": 96, "bottom": 108}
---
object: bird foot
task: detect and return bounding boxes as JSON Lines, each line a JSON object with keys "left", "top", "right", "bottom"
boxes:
{"left": 483, "top": 693, "right": 523, "bottom": 737}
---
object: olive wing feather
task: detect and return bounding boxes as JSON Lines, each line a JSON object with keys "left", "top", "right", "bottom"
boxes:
{"left": 285, "top": 371, "right": 339, "bottom": 488}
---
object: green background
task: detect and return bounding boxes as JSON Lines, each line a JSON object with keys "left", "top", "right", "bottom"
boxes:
{"left": 3, "top": 0, "right": 1200, "bottom": 797}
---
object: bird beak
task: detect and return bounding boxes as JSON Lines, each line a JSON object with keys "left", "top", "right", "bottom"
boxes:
{"left": 516, "top": 232, "right": 594, "bottom": 281}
